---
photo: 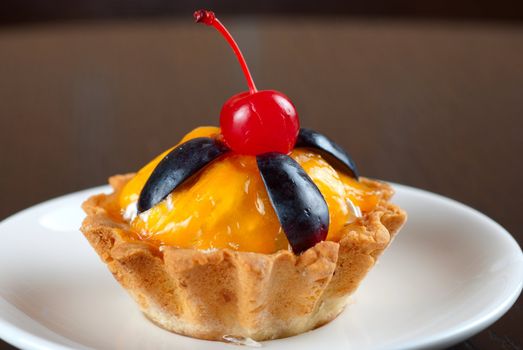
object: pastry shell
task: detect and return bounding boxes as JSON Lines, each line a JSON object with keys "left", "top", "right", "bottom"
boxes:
{"left": 80, "top": 174, "right": 406, "bottom": 341}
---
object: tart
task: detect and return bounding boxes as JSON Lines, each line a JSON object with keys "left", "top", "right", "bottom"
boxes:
{"left": 81, "top": 9, "right": 406, "bottom": 342}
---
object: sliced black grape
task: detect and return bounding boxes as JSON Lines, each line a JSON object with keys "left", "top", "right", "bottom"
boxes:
{"left": 295, "top": 128, "right": 359, "bottom": 179}
{"left": 257, "top": 153, "right": 329, "bottom": 254}
{"left": 138, "top": 137, "right": 229, "bottom": 213}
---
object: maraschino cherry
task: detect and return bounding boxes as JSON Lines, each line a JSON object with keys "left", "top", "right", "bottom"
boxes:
{"left": 194, "top": 9, "right": 299, "bottom": 155}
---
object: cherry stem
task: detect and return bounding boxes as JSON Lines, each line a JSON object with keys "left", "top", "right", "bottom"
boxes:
{"left": 194, "top": 9, "right": 258, "bottom": 94}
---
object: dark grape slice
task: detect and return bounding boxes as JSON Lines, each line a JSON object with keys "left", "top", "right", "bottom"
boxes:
{"left": 257, "top": 153, "right": 329, "bottom": 254}
{"left": 295, "top": 128, "right": 359, "bottom": 179}
{"left": 138, "top": 137, "right": 229, "bottom": 213}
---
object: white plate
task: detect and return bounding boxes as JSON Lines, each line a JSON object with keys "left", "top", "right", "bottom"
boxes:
{"left": 0, "top": 184, "right": 522, "bottom": 350}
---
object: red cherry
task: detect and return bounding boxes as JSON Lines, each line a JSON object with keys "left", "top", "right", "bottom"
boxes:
{"left": 194, "top": 9, "right": 300, "bottom": 155}
{"left": 221, "top": 90, "right": 299, "bottom": 155}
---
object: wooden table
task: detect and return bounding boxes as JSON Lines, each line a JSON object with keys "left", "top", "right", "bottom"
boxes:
{"left": 0, "top": 18, "right": 522, "bottom": 349}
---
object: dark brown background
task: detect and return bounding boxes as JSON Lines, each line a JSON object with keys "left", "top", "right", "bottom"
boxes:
{"left": 0, "top": 8, "right": 522, "bottom": 350}
{"left": 3, "top": 0, "right": 523, "bottom": 24}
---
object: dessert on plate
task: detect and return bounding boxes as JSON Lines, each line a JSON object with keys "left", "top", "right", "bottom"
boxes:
{"left": 81, "top": 9, "right": 406, "bottom": 342}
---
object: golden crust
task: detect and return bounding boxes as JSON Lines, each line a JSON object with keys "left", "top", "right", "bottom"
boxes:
{"left": 80, "top": 174, "right": 406, "bottom": 341}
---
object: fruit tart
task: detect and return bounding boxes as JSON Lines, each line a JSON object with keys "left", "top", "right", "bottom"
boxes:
{"left": 81, "top": 9, "right": 407, "bottom": 342}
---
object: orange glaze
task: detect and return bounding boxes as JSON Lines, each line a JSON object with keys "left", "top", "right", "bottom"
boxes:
{"left": 118, "top": 126, "right": 383, "bottom": 253}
